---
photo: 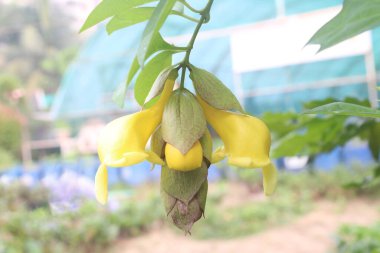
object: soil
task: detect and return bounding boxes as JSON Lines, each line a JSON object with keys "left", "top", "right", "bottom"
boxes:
{"left": 110, "top": 199, "right": 379, "bottom": 253}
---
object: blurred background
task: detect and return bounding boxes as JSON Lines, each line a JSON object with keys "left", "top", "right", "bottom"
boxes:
{"left": 1, "top": 0, "right": 380, "bottom": 252}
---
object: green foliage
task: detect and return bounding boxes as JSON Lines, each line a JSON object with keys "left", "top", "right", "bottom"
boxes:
{"left": 190, "top": 167, "right": 372, "bottom": 239}
{"left": 136, "top": 0, "right": 177, "bottom": 65}
{"left": 266, "top": 96, "right": 380, "bottom": 189}
{"left": 336, "top": 223, "right": 380, "bottom": 253}
{"left": 263, "top": 98, "right": 377, "bottom": 159}
{"left": 83, "top": 0, "right": 217, "bottom": 110}
{"left": 107, "top": 7, "right": 155, "bottom": 34}
{"left": 134, "top": 51, "right": 172, "bottom": 105}
{"left": 304, "top": 102, "right": 380, "bottom": 119}
{"left": 105, "top": 6, "right": 194, "bottom": 34}
{"left": 0, "top": 1, "right": 76, "bottom": 91}
{"left": 0, "top": 147, "right": 17, "bottom": 170}
{"left": 0, "top": 184, "right": 163, "bottom": 253}
{"left": 191, "top": 181, "right": 312, "bottom": 238}
{"left": 0, "top": 73, "right": 21, "bottom": 98}
{"left": 308, "top": 0, "right": 380, "bottom": 51}
{"left": 113, "top": 33, "right": 182, "bottom": 108}
{"left": 0, "top": 115, "right": 22, "bottom": 163}
{"left": 80, "top": 0, "right": 157, "bottom": 32}
{"left": 40, "top": 47, "right": 78, "bottom": 76}
{"left": 0, "top": 167, "right": 377, "bottom": 249}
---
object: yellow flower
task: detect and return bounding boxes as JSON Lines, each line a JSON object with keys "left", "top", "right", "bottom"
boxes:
{"left": 95, "top": 77, "right": 175, "bottom": 204}
{"left": 95, "top": 71, "right": 277, "bottom": 204}
{"left": 197, "top": 96, "right": 277, "bottom": 195}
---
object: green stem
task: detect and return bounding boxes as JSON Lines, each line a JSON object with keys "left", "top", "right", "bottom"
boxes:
{"left": 179, "top": 0, "right": 214, "bottom": 89}
{"left": 179, "top": 0, "right": 202, "bottom": 13}
{"left": 173, "top": 11, "right": 200, "bottom": 23}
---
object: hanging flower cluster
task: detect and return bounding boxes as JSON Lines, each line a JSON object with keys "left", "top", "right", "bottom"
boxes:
{"left": 95, "top": 66, "right": 277, "bottom": 232}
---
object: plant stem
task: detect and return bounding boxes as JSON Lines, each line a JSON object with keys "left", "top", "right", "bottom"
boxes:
{"left": 179, "top": 0, "right": 202, "bottom": 14}
{"left": 173, "top": 12, "right": 200, "bottom": 23}
{"left": 179, "top": 0, "right": 214, "bottom": 89}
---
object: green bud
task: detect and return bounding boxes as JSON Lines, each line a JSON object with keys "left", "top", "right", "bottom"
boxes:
{"left": 160, "top": 162, "right": 209, "bottom": 233}
{"left": 189, "top": 65, "right": 244, "bottom": 113}
{"left": 163, "top": 181, "right": 208, "bottom": 234}
{"left": 161, "top": 89, "right": 207, "bottom": 154}
{"left": 144, "top": 66, "right": 179, "bottom": 105}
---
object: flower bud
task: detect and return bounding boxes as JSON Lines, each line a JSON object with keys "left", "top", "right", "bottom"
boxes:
{"left": 162, "top": 181, "right": 207, "bottom": 234}
{"left": 161, "top": 89, "right": 206, "bottom": 154}
{"left": 160, "top": 162, "right": 208, "bottom": 233}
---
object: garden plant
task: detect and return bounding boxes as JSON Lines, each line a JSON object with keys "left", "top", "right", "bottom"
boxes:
{"left": 80, "top": 0, "right": 380, "bottom": 235}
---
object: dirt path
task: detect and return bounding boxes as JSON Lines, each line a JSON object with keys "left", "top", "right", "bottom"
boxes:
{"left": 110, "top": 199, "right": 379, "bottom": 253}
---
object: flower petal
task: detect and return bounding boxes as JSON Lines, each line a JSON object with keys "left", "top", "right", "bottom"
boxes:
{"left": 146, "top": 150, "right": 165, "bottom": 165}
{"left": 263, "top": 163, "right": 277, "bottom": 196}
{"left": 97, "top": 77, "right": 175, "bottom": 167}
{"left": 98, "top": 111, "right": 160, "bottom": 165}
{"left": 93, "top": 70, "right": 177, "bottom": 205}
{"left": 165, "top": 141, "right": 203, "bottom": 171}
{"left": 106, "top": 152, "right": 149, "bottom": 167}
{"left": 198, "top": 97, "right": 271, "bottom": 168}
{"left": 95, "top": 164, "right": 108, "bottom": 205}
{"left": 211, "top": 146, "right": 226, "bottom": 163}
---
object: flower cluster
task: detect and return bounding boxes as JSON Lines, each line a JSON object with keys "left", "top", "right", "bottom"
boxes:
{"left": 95, "top": 66, "right": 277, "bottom": 232}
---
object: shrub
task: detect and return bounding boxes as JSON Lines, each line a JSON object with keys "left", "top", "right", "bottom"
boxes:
{"left": 0, "top": 184, "right": 163, "bottom": 253}
{"left": 0, "top": 112, "right": 22, "bottom": 166}
{"left": 336, "top": 223, "right": 380, "bottom": 253}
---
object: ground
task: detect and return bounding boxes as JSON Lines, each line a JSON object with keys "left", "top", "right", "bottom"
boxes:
{"left": 110, "top": 199, "right": 379, "bottom": 253}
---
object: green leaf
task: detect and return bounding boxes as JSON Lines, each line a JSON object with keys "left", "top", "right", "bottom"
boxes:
{"left": 144, "top": 66, "right": 178, "bottom": 104}
{"left": 113, "top": 33, "right": 181, "bottom": 108}
{"left": 134, "top": 51, "right": 172, "bottom": 105}
{"left": 368, "top": 122, "right": 380, "bottom": 160}
{"left": 128, "top": 33, "right": 179, "bottom": 83}
{"left": 106, "top": 7, "right": 195, "bottom": 34}
{"left": 272, "top": 117, "right": 351, "bottom": 158}
{"left": 161, "top": 163, "right": 208, "bottom": 204}
{"left": 80, "top": 0, "right": 157, "bottom": 32}
{"left": 304, "top": 102, "right": 380, "bottom": 118}
{"left": 127, "top": 58, "right": 141, "bottom": 85}
{"left": 137, "top": 0, "right": 177, "bottom": 65}
{"left": 267, "top": 98, "right": 376, "bottom": 159}
{"left": 262, "top": 112, "right": 312, "bottom": 139}
{"left": 303, "top": 97, "right": 370, "bottom": 110}
{"left": 106, "top": 7, "right": 155, "bottom": 34}
{"left": 190, "top": 66, "right": 244, "bottom": 113}
{"left": 308, "top": 0, "right": 380, "bottom": 51}
{"left": 162, "top": 89, "right": 207, "bottom": 154}
{"left": 111, "top": 82, "right": 128, "bottom": 108}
